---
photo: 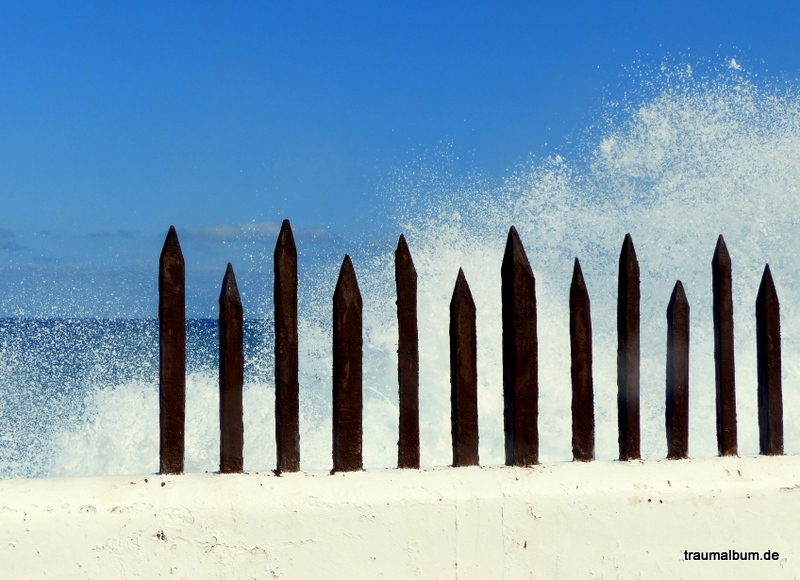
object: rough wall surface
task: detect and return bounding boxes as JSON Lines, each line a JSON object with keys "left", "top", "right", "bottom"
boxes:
{"left": 1, "top": 455, "right": 799, "bottom": 578}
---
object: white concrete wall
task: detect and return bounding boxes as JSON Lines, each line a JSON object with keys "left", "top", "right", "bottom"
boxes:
{"left": 2, "top": 455, "right": 800, "bottom": 578}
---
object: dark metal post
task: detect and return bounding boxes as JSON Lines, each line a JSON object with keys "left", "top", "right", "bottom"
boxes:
{"left": 666, "top": 280, "right": 689, "bottom": 460}
{"left": 159, "top": 226, "right": 185, "bottom": 475}
{"left": 501, "top": 226, "right": 538, "bottom": 466}
{"left": 450, "top": 268, "right": 479, "bottom": 467}
{"left": 617, "top": 234, "right": 641, "bottom": 460}
{"left": 570, "top": 258, "right": 594, "bottom": 462}
{"left": 332, "top": 255, "right": 363, "bottom": 472}
{"left": 756, "top": 264, "right": 783, "bottom": 456}
{"left": 274, "top": 219, "right": 300, "bottom": 472}
{"left": 219, "top": 263, "right": 244, "bottom": 473}
{"left": 712, "top": 235, "right": 737, "bottom": 456}
{"left": 396, "top": 234, "right": 420, "bottom": 469}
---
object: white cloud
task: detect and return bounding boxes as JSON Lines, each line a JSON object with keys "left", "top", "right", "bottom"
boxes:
{"left": 183, "top": 221, "right": 337, "bottom": 244}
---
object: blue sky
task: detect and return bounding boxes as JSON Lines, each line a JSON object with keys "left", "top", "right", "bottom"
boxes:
{"left": 2, "top": 1, "right": 800, "bottom": 317}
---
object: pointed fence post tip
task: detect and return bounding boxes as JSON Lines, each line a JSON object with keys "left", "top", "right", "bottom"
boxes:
{"left": 220, "top": 262, "right": 239, "bottom": 298}
{"left": 277, "top": 219, "right": 295, "bottom": 246}
{"left": 397, "top": 232, "right": 409, "bottom": 252}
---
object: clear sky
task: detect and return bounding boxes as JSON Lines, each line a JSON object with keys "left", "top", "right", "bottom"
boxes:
{"left": 2, "top": 1, "right": 800, "bottom": 317}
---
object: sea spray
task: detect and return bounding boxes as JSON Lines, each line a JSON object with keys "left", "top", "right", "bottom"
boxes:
{"left": 4, "top": 60, "right": 800, "bottom": 477}
{"left": 377, "top": 62, "right": 800, "bottom": 465}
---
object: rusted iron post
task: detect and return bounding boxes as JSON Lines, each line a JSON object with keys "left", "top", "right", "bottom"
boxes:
{"left": 450, "top": 268, "right": 479, "bottom": 467}
{"left": 756, "top": 264, "right": 783, "bottom": 456}
{"left": 665, "top": 280, "right": 689, "bottom": 460}
{"left": 332, "top": 255, "right": 363, "bottom": 472}
{"left": 712, "top": 235, "right": 737, "bottom": 456}
{"left": 274, "top": 219, "right": 300, "bottom": 472}
{"left": 219, "top": 263, "right": 244, "bottom": 473}
{"left": 395, "top": 234, "right": 420, "bottom": 469}
{"left": 159, "top": 226, "right": 185, "bottom": 475}
{"left": 501, "top": 226, "right": 538, "bottom": 466}
{"left": 617, "top": 234, "right": 641, "bottom": 461}
{"left": 570, "top": 258, "right": 594, "bottom": 462}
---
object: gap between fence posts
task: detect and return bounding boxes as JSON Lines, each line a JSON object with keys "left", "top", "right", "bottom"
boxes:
{"left": 570, "top": 258, "right": 594, "bottom": 462}
{"left": 274, "top": 220, "right": 300, "bottom": 473}
{"left": 159, "top": 226, "right": 185, "bottom": 475}
{"left": 666, "top": 280, "right": 689, "bottom": 460}
{"left": 332, "top": 255, "right": 363, "bottom": 472}
{"left": 395, "top": 234, "right": 420, "bottom": 469}
{"left": 756, "top": 264, "right": 783, "bottom": 456}
{"left": 451, "top": 268, "right": 479, "bottom": 467}
{"left": 617, "top": 234, "right": 641, "bottom": 461}
{"left": 219, "top": 263, "right": 244, "bottom": 473}
{"left": 712, "top": 235, "right": 737, "bottom": 456}
{"left": 501, "top": 226, "right": 538, "bottom": 467}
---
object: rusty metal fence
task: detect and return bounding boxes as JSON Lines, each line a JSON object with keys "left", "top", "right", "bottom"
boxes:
{"left": 157, "top": 221, "right": 783, "bottom": 475}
